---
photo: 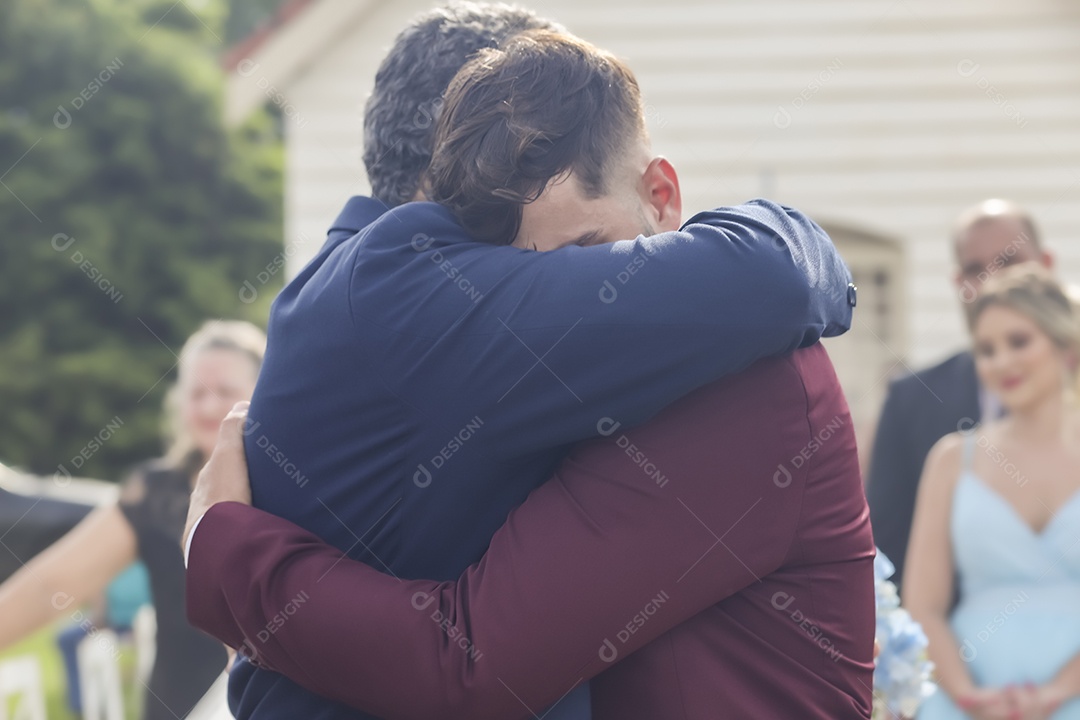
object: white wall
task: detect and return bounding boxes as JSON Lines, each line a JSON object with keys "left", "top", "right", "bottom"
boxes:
{"left": 256, "top": 0, "right": 1080, "bottom": 375}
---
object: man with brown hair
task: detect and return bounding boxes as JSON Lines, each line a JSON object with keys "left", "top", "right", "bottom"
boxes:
{"left": 187, "top": 20, "right": 870, "bottom": 720}
{"left": 427, "top": 30, "right": 654, "bottom": 247}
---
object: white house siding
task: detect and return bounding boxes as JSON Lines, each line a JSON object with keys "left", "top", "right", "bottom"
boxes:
{"left": 238, "top": 0, "right": 1080, "bottom": 450}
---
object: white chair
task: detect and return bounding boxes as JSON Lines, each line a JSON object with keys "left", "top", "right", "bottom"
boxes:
{"left": 131, "top": 605, "right": 157, "bottom": 688}
{"left": 0, "top": 655, "right": 47, "bottom": 720}
{"left": 77, "top": 629, "right": 124, "bottom": 720}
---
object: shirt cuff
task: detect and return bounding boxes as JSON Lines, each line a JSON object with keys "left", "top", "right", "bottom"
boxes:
{"left": 184, "top": 513, "right": 205, "bottom": 568}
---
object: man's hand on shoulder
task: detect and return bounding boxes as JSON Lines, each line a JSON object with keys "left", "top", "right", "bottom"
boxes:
{"left": 182, "top": 401, "right": 254, "bottom": 562}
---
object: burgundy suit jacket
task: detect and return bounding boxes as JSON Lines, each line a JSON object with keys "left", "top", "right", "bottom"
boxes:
{"left": 187, "top": 343, "right": 875, "bottom": 720}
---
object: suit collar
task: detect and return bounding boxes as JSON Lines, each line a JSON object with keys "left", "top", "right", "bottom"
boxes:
{"left": 328, "top": 196, "right": 390, "bottom": 238}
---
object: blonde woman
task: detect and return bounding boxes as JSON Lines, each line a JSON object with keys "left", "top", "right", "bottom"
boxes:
{"left": 0, "top": 320, "right": 265, "bottom": 720}
{"left": 906, "top": 266, "right": 1080, "bottom": 719}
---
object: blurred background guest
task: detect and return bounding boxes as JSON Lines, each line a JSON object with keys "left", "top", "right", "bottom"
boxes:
{"left": 867, "top": 199, "right": 1055, "bottom": 590}
{"left": 905, "top": 266, "right": 1080, "bottom": 719}
{"left": 0, "top": 320, "right": 265, "bottom": 720}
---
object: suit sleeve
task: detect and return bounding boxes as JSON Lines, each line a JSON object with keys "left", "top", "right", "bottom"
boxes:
{"left": 187, "top": 367, "right": 811, "bottom": 720}
{"left": 865, "top": 379, "right": 919, "bottom": 588}
{"left": 371, "top": 200, "right": 854, "bottom": 449}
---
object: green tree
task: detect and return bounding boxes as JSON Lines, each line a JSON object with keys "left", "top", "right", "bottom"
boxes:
{"left": 0, "top": 0, "right": 283, "bottom": 480}
{"left": 224, "top": 0, "right": 286, "bottom": 44}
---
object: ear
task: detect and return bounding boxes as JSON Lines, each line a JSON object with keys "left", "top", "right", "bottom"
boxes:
{"left": 640, "top": 157, "right": 682, "bottom": 232}
{"left": 1041, "top": 249, "right": 1055, "bottom": 271}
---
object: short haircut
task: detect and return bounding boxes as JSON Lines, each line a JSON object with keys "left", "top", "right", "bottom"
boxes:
{"left": 952, "top": 198, "right": 1042, "bottom": 258}
{"left": 425, "top": 30, "right": 646, "bottom": 244}
{"left": 363, "top": 2, "right": 559, "bottom": 207}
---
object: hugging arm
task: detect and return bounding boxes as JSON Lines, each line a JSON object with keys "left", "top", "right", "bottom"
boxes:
{"left": 382, "top": 199, "right": 853, "bottom": 447}
{"left": 187, "top": 363, "right": 809, "bottom": 720}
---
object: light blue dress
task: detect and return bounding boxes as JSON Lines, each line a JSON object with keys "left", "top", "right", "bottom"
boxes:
{"left": 918, "top": 434, "right": 1080, "bottom": 718}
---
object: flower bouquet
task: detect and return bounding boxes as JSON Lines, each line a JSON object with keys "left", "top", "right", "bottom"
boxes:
{"left": 873, "top": 550, "right": 936, "bottom": 719}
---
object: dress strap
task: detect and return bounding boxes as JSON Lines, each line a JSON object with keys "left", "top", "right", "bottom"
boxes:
{"left": 961, "top": 432, "right": 977, "bottom": 474}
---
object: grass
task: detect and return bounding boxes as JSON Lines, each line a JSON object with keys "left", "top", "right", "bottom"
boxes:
{"left": 0, "top": 623, "right": 141, "bottom": 720}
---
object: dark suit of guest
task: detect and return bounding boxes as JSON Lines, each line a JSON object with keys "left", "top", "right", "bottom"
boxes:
{"left": 226, "top": 196, "right": 853, "bottom": 720}
{"left": 866, "top": 351, "right": 981, "bottom": 589}
{"left": 188, "top": 342, "right": 875, "bottom": 719}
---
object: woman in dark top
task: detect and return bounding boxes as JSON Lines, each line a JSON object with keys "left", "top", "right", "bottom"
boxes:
{"left": 0, "top": 320, "right": 265, "bottom": 719}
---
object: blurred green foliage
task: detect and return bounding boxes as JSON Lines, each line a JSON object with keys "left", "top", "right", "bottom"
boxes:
{"left": 0, "top": 0, "right": 285, "bottom": 480}
{"left": 223, "top": 0, "right": 285, "bottom": 44}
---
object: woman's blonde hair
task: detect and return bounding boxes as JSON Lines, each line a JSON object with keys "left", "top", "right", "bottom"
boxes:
{"left": 970, "top": 265, "right": 1080, "bottom": 398}
{"left": 162, "top": 320, "right": 266, "bottom": 469}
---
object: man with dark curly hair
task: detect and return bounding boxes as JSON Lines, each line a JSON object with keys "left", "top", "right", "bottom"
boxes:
{"left": 362, "top": 3, "right": 561, "bottom": 208}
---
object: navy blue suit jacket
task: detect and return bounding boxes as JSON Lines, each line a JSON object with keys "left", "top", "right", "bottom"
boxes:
{"left": 228, "top": 197, "right": 855, "bottom": 720}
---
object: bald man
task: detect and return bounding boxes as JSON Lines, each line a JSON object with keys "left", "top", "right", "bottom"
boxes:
{"left": 866, "top": 199, "right": 1054, "bottom": 590}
